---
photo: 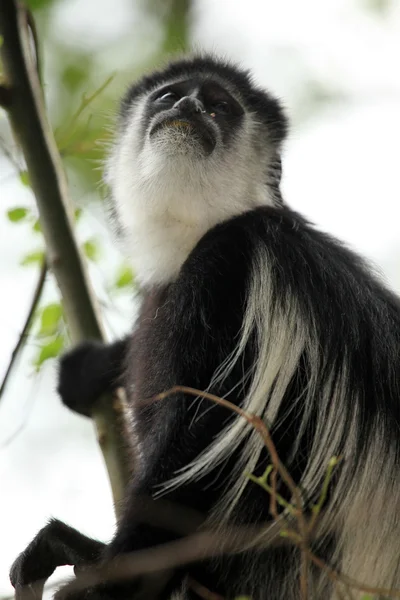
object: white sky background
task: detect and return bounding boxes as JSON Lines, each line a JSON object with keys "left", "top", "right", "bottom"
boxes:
{"left": 0, "top": 0, "right": 399, "bottom": 594}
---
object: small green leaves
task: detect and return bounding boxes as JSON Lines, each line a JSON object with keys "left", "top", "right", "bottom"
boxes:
{"left": 7, "top": 205, "right": 43, "bottom": 234}
{"left": 115, "top": 265, "right": 134, "bottom": 289}
{"left": 20, "top": 250, "right": 44, "bottom": 266}
{"left": 32, "top": 219, "right": 42, "bottom": 233}
{"left": 34, "top": 335, "right": 65, "bottom": 369}
{"left": 39, "top": 303, "right": 63, "bottom": 337}
{"left": 19, "top": 170, "right": 31, "bottom": 187}
{"left": 83, "top": 238, "right": 100, "bottom": 262}
{"left": 7, "top": 206, "right": 45, "bottom": 264}
{"left": 7, "top": 207, "right": 29, "bottom": 222}
{"left": 34, "top": 303, "right": 65, "bottom": 369}
{"left": 311, "top": 455, "right": 342, "bottom": 519}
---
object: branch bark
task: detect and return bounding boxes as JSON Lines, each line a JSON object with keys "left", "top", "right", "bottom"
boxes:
{"left": 0, "top": 0, "right": 130, "bottom": 512}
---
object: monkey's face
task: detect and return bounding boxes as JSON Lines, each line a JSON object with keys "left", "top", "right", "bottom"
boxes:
{"left": 143, "top": 78, "right": 244, "bottom": 157}
{"left": 105, "top": 57, "right": 287, "bottom": 258}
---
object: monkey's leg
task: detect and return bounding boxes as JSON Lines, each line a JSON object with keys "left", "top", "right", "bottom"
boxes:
{"left": 10, "top": 519, "right": 105, "bottom": 599}
{"left": 58, "top": 338, "right": 128, "bottom": 416}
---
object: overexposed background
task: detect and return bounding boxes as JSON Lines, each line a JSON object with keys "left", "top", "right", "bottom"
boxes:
{"left": 1, "top": 0, "right": 399, "bottom": 595}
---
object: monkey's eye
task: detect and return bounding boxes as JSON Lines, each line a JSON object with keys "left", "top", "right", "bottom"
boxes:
{"left": 156, "top": 90, "right": 179, "bottom": 102}
{"left": 209, "top": 101, "right": 231, "bottom": 115}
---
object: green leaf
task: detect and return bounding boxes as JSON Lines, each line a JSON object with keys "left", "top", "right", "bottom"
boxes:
{"left": 24, "top": 0, "right": 54, "bottom": 10}
{"left": 34, "top": 335, "right": 65, "bottom": 368}
{"left": 74, "top": 208, "right": 83, "bottom": 222}
{"left": 62, "top": 61, "right": 92, "bottom": 93}
{"left": 32, "top": 219, "right": 42, "bottom": 233}
{"left": 115, "top": 265, "right": 134, "bottom": 289}
{"left": 19, "top": 170, "right": 31, "bottom": 187}
{"left": 83, "top": 239, "right": 100, "bottom": 262}
{"left": 39, "top": 303, "right": 62, "bottom": 336}
{"left": 7, "top": 207, "right": 29, "bottom": 222}
{"left": 20, "top": 250, "right": 44, "bottom": 266}
{"left": 365, "top": 0, "right": 390, "bottom": 15}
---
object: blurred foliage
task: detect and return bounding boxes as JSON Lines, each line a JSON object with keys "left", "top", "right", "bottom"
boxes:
{"left": 113, "top": 264, "right": 135, "bottom": 290}
{"left": 364, "top": 0, "right": 391, "bottom": 15}
{"left": 0, "top": 0, "right": 190, "bottom": 373}
{"left": 7, "top": 207, "right": 29, "bottom": 222}
{"left": 149, "top": 0, "right": 190, "bottom": 53}
{"left": 34, "top": 302, "right": 66, "bottom": 369}
{"left": 2, "top": 0, "right": 190, "bottom": 190}
{"left": 24, "top": 0, "right": 53, "bottom": 9}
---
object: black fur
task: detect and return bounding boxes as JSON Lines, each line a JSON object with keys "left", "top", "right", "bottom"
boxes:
{"left": 58, "top": 339, "right": 127, "bottom": 416}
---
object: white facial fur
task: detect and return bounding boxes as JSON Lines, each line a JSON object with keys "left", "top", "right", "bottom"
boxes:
{"left": 105, "top": 80, "right": 277, "bottom": 288}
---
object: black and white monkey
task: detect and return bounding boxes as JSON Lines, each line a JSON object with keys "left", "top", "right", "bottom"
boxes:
{"left": 10, "top": 55, "right": 400, "bottom": 600}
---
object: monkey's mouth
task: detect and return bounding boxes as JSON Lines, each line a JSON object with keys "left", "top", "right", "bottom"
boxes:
{"left": 162, "top": 119, "right": 194, "bottom": 130}
{"left": 150, "top": 115, "right": 216, "bottom": 154}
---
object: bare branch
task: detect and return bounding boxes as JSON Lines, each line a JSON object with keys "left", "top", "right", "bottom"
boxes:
{"left": 0, "top": 259, "right": 47, "bottom": 401}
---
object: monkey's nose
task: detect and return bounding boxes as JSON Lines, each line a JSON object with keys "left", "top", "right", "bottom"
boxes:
{"left": 174, "top": 96, "right": 205, "bottom": 115}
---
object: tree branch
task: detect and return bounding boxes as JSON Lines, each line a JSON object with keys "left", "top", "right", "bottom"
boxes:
{"left": 0, "top": 0, "right": 130, "bottom": 511}
{"left": 0, "top": 259, "right": 47, "bottom": 401}
{"left": 0, "top": 84, "right": 12, "bottom": 107}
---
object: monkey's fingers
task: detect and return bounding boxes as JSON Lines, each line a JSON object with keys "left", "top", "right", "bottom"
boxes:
{"left": 10, "top": 520, "right": 105, "bottom": 595}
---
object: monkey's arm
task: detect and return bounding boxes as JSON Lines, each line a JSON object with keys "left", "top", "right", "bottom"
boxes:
{"left": 10, "top": 519, "right": 105, "bottom": 593}
{"left": 57, "top": 338, "right": 128, "bottom": 416}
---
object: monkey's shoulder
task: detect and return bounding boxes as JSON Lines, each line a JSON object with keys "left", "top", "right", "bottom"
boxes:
{"left": 184, "top": 205, "right": 328, "bottom": 274}
{"left": 183, "top": 205, "right": 399, "bottom": 315}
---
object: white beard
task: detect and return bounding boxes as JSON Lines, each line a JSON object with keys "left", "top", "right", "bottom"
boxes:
{"left": 105, "top": 101, "right": 275, "bottom": 288}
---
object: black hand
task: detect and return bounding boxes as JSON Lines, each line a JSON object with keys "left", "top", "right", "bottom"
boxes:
{"left": 57, "top": 338, "right": 128, "bottom": 417}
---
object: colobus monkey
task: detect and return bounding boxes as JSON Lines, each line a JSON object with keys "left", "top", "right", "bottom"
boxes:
{"left": 10, "top": 55, "right": 400, "bottom": 600}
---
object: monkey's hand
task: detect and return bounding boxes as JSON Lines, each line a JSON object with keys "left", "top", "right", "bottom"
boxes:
{"left": 10, "top": 520, "right": 104, "bottom": 600}
{"left": 10, "top": 534, "right": 54, "bottom": 595}
{"left": 57, "top": 338, "right": 128, "bottom": 417}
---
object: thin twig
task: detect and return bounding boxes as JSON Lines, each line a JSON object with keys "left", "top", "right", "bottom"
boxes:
{"left": 269, "top": 467, "right": 278, "bottom": 519}
{"left": 187, "top": 577, "right": 225, "bottom": 600}
{"left": 300, "top": 544, "right": 309, "bottom": 600}
{"left": 0, "top": 259, "right": 47, "bottom": 401}
{"left": 306, "top": 548, "right": 400, "bottom": 598}
{"left": 157, "top": 386, "right": 305, "bottom": 515}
